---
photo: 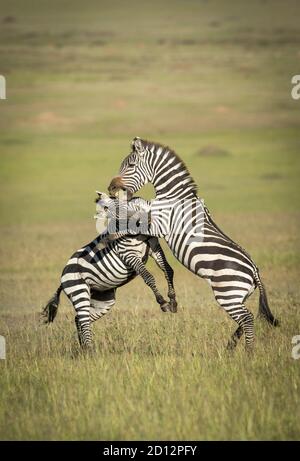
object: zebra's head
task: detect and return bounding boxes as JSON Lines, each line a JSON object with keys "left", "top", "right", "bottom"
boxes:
{"left": 95, "top": 191, "right": 136, "bottom": 221}
{"left": 108, "top": 137, "right": 198, "bottom": 199}
{"left": 94, "top": 191, "right": 112, "bottom": 223}
{"left": 95, "top": 190, "right": 147, "bottom": 234}
{"left": 108, "top": 137, "right": 152, "bottom": 197}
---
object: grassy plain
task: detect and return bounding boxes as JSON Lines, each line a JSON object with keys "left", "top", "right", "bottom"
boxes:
{"left": 0, "top": 0, "right": 300, "bottom": 440}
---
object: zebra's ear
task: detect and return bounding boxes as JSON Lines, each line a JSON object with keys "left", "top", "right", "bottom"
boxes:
{"left": 96, "top": 191, "right": 109, "bottom": 201}
{"left": 131, "top": 137, "right": 144, "bottom": 156}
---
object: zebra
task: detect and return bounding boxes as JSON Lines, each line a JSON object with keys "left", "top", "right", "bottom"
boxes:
{"left": 107, "top": 137, "right": 279, "bottom": 351}
{"left": 42, "top": 192, "right": 177, "bottom": 349}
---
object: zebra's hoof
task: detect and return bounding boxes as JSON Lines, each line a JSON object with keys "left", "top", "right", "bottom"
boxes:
{"left": 169, "top": 300, "right": 178, "bottom": 313}
{"left": 160, "top": 303, "right": 170, "bottom": 312}
{"left": 160, "top": 301, "right": 177, "bottom": 313}
{"left": 226, "top": 340, "right": 237, "bottom": 351}
{"left": 245, "top": 344, "right": 255, "bottom": 354}
{"left": 81, "top": 343, "right": 96, "bottom": 356}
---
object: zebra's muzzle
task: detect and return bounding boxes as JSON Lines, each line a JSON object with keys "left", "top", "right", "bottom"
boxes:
{"left": 108, "top": 176, "right": 132, "bottom": 199}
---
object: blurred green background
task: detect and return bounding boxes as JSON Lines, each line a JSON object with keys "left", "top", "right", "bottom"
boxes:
{"left": 1, "top": 0, "right": 300, "bottom": 225}
{"left": 0, "top": 0, "right": 300, "bottom": 441}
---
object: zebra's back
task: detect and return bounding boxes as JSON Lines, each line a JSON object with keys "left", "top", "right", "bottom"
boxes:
{"left": 61, "top": 236, "right": 150, "bottom": 296}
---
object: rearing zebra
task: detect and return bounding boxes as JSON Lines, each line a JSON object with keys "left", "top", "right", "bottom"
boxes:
{"left": 108, "top": 137, "right": 279, "bottom": 350}
{"left": 42, "top": 192, "right": 177, "bottom": 349}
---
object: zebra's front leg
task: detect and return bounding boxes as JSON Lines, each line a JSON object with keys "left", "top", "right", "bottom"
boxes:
{"left": 148, "top": 238, "right": 177, "bottom": 313}
{"left": 126, "top": 257, "right": 171, "bottom": 312}
{"left": 226, "top": 305, "right": 254, "bottom": 351}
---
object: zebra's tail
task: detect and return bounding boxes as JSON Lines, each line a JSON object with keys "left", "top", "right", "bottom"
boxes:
{"left": 254, "top": 270, "right": 279, "bottom": 326}
{"left": 41, "top": 285, "right": 63, "bottom": 323}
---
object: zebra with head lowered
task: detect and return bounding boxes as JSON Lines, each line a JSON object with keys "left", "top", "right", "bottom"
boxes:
{"left": 108, "top": 137, "right": 279, "bottom": 351}
{"left": 42, "top": 192, "right": 177, "bottom": 349}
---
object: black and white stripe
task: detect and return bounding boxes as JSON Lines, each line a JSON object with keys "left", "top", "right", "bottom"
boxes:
{"left": 42, "top": 195, "right": 177, "bottom": 349}
{"left": 108, "top": 137, "right": 279, "bottom": 350}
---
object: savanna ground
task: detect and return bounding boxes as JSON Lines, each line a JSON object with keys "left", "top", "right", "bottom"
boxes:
{"left": 0, "top": 0, "right": 300, "bottom": 440}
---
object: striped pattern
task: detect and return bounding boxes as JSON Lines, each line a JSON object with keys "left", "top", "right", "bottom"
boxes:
{"left": 108, "top": 137, "right": 278, "bottom": 350}
{"left": 43, "top": 196, "right": 177, "bottom": 348}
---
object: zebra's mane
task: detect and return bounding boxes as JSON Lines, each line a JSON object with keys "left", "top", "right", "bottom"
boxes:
{"left": 142, "top": 139, "right": 198, "bottom": 195}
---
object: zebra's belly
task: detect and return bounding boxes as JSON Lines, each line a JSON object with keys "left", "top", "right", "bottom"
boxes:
{"left": 166, "top": 230, "right": 255, "bottom": 283}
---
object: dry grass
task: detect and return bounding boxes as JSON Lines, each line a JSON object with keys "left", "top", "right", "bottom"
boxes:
{"left": 0, "top": 212, "right": 299, "bottom": 440}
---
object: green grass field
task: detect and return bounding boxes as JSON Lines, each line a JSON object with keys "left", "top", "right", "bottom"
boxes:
{"left": 0, "top": 0, "right": 300, "bottom": 440}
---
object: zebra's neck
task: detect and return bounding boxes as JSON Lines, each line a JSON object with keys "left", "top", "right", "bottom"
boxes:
{"left": 150, "top": 147, "right": 197, "bottom": 201}
{"left": 154, "top": 183, "right": 197, "bottom": 201}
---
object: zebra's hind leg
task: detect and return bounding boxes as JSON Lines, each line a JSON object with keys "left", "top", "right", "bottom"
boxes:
{"left": 90, "top": 289, "right": 116, "bottom": 326}
{"left": 63, "top": 285, "right": 93, "bottom": 349}
{"left": 73, "top": 291, "right": 115, "bottom": 352}
{"left": 71, "top": 291, "right": 93, "bottom": 349}
{"left": 76, "top": 306, "right": 94, "bottom": 350}
{"left": 226, "top": 325, "right": 243, "bottom": 350}
{"left": 75, "top": 314, "right": 83, "bottom": 347}
{"left": 226, "top": 305, "right": 255, "bottom": 351}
